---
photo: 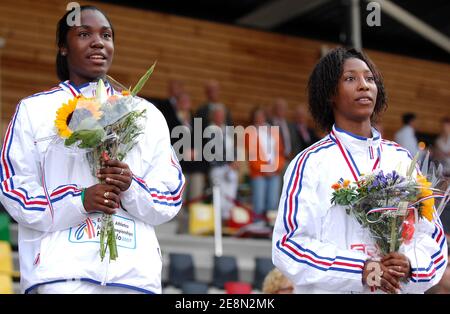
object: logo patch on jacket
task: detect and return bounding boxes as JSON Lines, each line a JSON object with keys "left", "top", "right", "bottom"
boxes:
{"left": 68, "top": 214, "right": 136, "bottom": 249}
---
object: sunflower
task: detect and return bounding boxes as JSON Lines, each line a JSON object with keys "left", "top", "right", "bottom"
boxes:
{"left": 55, "top": 97, "right": 78, "bottom": 138}
{"left": 416, "top": 175, "right": 435, "bottom": 221}
{"left": 55, "top": 96, "right": 103, "bottom": 138}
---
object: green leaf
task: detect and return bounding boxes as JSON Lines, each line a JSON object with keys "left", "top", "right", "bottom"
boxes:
{"left": 407, "top": 152, "right": 420, "bottom": 178}
{"left": 64, "top": 129, "right": 105, "bottom": 148}
{"left": 131, "top": 61, "right": 157, "bottom": 96}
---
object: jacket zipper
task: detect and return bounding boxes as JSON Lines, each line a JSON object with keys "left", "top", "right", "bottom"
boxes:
{"left": 101, "top": 253, "right": 110, "bottom": 285}
{"left": 367, "top": 138, "right": 374, "bottom": 174}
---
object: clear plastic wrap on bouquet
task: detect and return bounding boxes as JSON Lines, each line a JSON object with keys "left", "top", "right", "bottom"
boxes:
{"left": 347, "top": 177, "right": 419, "bottom": 255}
{"left": 64, "top": 89, "right": 147, "bottom": 177}
{"left": 49, "top": 77, "right": 151, "bottom": 262}
{"left": 331, "top": 153, "right": 450, "bottom": 256}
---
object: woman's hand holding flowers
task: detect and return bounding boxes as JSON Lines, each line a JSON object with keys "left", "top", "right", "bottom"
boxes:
{"left": 363, "top": 260, "right": 401, "bottom": 294}
{"left": 83, "top": 184, "right": 121, "bottom": 214}
{"left": 382, "top": 252, "right": 411, "bottom": 280}
{"left": 97, "top": 158, "right": 132, "bottom": 192}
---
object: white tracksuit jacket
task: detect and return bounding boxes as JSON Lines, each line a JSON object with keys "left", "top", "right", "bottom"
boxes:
{"left": 273, "top": 125, "right": 448, "bottom": 293}
{"left": 0, "top": 81, "right": 185, "bottom": 294}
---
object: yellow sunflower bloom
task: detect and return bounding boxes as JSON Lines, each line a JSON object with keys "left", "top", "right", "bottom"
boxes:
{"left": 54, "top": 97, "right": 77, "bottom": 138}
{"left": 421, "top": 200, "right": 434, "bottom": 221}
{"left": 54, "top": 96, "right": 103, "bottom": 139}
{"left": 416, "top": 175, "right": 435, "bottom": 222}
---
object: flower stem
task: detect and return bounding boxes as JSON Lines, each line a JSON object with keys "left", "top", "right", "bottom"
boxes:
{"left": 389, "top": 216, "right": 397, "bottom": 253}
{"left": 97, "top": 141, "right": 119, "bottom": 262}
{"left": 100, "top": 213, "right": 108, "bottom": 261}
{"left": 108, "top": 215, "right": 118, "bottom": 260}
{"left": 100, "top": 213, "right": 119, "bottom": 261}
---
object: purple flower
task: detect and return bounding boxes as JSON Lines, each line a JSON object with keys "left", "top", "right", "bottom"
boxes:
{"left": 391, "top": 170, "right": 405, "bottom": 184}
{"left": 374, "top": 171, "right": 388, "bottom": 188}
{"left": 369, "top": 179, "right": 378, "bottom": 191}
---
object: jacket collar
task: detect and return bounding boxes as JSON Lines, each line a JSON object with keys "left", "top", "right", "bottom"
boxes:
{"left": 58, "top": 80, "right": 116, "bottom": 98}
{"left": 330, "top": 124, "right": 381, "bottom": 154}
{"left": 329, "top": 124, "right": 383, "bottom": 180}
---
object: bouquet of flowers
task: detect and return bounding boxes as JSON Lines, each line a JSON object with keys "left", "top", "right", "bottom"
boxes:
{"left": 331, "top": 155, "right": 450, "bottom": 255}
{"left": 53, "top": 63, "right": 156, "bottom": 262}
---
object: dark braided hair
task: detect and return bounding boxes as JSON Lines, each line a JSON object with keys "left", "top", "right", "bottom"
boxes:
{"left": 307, "top": 47, "right": 387, "bottom": 132}
{"left": 56, "top": 5, "right": 114, "bottom": 81}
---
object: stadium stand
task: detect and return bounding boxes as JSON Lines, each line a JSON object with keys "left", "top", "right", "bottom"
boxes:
{"left": 168, "top": 253, "right": 195, "bottom": 288}
{"left": 253, "top": 257, "right": 274, "bottom": 291}
{"left": 212, "top": 256, "right": 239, "bottom": 289}
{"left": 1, "top": 1, "right": 449, "bottom": 139}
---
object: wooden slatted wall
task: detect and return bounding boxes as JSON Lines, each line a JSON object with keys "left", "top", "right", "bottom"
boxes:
{"left": 0, "top": 0, "right": 449, "bottom": 140}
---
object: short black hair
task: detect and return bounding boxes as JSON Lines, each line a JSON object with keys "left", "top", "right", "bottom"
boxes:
{"left": 402, "top": 113, "right": 416, "bottom": 125}
{"left": 56, "top": 5, "right": 114, "bottom": 81}
{"left": 307, "top": 47, "right": 387, "bottom": 132}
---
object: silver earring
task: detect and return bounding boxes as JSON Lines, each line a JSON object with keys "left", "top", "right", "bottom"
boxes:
{"left": 61, "top": 51, "right": 67, "bottom": 56}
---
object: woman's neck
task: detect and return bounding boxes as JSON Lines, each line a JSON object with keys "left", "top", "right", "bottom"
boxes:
{"left": 335, "top": 119, "right": 372, "bottom": 138}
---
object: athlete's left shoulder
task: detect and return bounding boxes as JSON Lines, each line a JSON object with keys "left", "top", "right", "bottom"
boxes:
{"left": 380, "top": 138, "right": 412, "bottom": 156}
{"left": 133, "top": 96, "right": 163, "bottom": 116}
{"left": 379, "top": 138, "right": 415, "bottom": 167}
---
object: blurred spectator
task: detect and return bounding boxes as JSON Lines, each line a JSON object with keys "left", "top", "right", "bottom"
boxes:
{"left": 264, "top": 104, "right": 274, "bottom": 124}
{"left": 169, "top": 92, "right": 207, "bottom": 233}
{"left": 208, "top": 104, "right": 239, "bottom": 222}
{"left": 262, "top": 268, "right": 294, "bottom": 294}
{"left": 434, "top": 117, "right": 450, "bottom": 176}
{"left": 155, "top": 79, "right": 185, "bottom": 131}
{"left": 194, "top": 80, "right": 233, "bottom": 198}
{"left": 246, "top": 107, "right": 284, "bottom": 223}
{"left": 394, "top": 113, "right": 419, "bottom": 156}
{"left": 195, "top": 79, "right": 233, "bottom": 127}
{"left": 291, "top": 105, "right": 319, "bottom": 156}
{"left": 435, "top": 118, "right": 450, "bottom": 232}
{"left": 176, "top": 93, "right": 207, "bottom": 200}
{"left": 269, "top": 98, "right": 296, "bottom": 161}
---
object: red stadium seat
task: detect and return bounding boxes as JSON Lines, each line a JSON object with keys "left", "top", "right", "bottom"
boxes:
{"left": 224, "top": 281, "right": 252, "bottom": 294}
